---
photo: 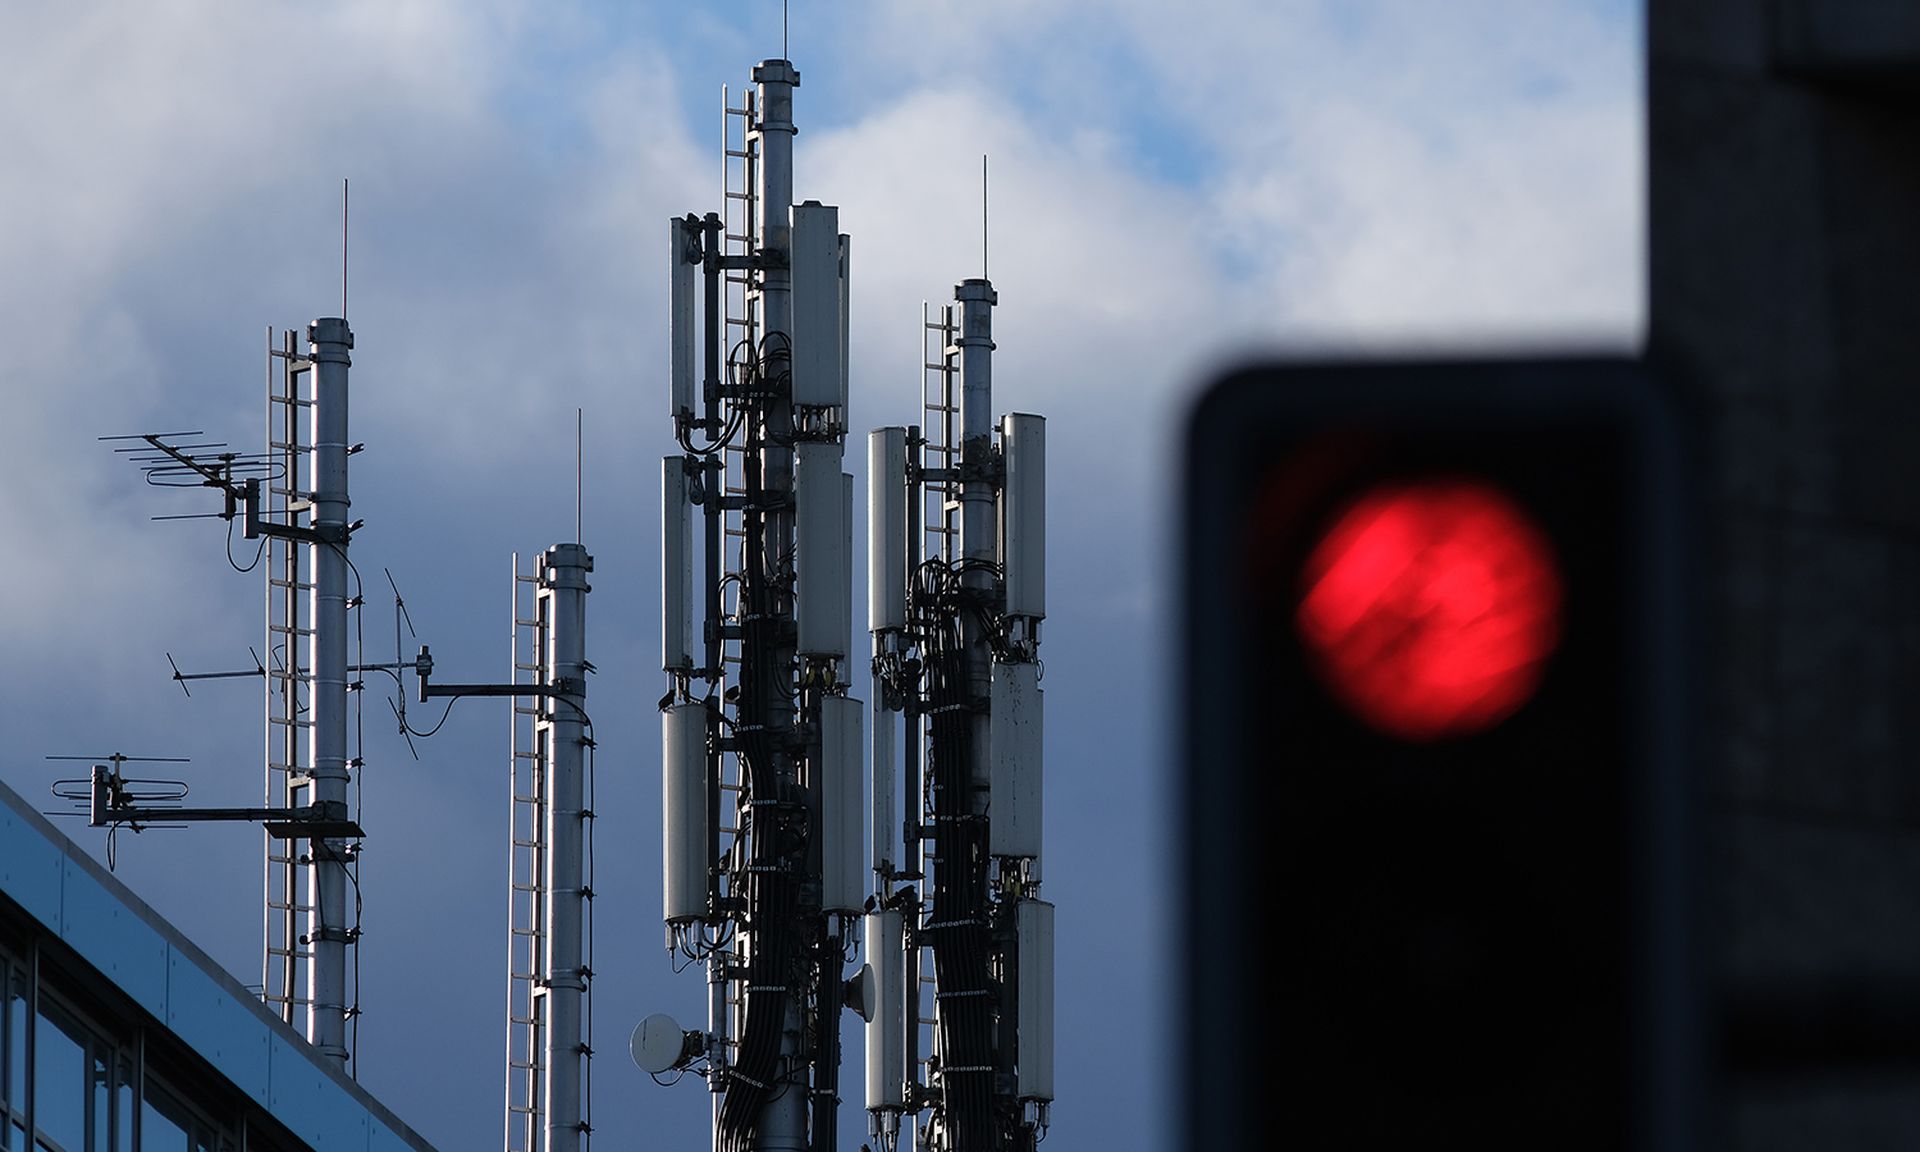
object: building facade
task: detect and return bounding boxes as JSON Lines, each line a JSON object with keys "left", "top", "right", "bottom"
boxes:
{"left": 0, "top": 775, "right": 435, "bottom": 1152}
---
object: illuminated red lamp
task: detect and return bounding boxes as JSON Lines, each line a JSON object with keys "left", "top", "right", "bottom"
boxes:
{"left": 1296, "top": 477, "right": 1563, "bottom": 742}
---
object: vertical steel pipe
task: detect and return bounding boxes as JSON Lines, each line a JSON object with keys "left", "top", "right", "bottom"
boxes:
{"left": 752, "top": 57, "right": 807, "bottom": 1152}
{"left": 955, "top": 278, "right": 997, "bottom": 797}
{"left": 305, "top": 315, "right": 353, "bottom": 1067}
{"left": 543, "top": 543, "right": 592, "bottom": 1152}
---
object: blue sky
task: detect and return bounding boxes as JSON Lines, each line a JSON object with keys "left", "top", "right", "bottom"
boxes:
{"left": 0, "top": 3, "right": 1641, "bottom": 1149}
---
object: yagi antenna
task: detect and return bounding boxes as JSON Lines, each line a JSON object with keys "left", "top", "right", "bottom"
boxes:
{"left": 382, "top": 567, "right": 423, "bottom": 759}
{"left": 47, "top": 753, "right": 193, "bottom": 868}
{"left": 47, "top": 751, "right": 364, "bottom": 865}
{"left": 102, "top": 431, "right": 284, "bottom": 535}
{"left": 165, "top": 647, "right": 266, "bottom": 698}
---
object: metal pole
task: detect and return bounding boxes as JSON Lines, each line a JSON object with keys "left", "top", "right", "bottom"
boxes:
{"left": 752, "top": 56, "right": 806, "bottom": 1152}
{"left": 955, "top": 279, "right": 997, "bottom": 799}
{"left": 543, "top": 544, "right": 593, "bottom": 1152}
{"left": 903, "top": 424, "right": 924, "bottom": 1152}
{"left": 306, "top": 315, "right": 354, "bottom": 1067}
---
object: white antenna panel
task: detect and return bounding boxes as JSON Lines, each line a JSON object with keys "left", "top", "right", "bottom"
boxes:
{"left": 868, "top": 427, "right": 907, "bottom": 633}
{"left": 1001, "top": 413, "right": 1046, "bottom": 620}
{"left": 662, "top": 702, "right": 708, "bottom": 924}
{"left": 838, "top": 233, "right": 851, "bottom": 412}
{"left": 819, "top": 694, "right": 865, "bottom": 914}
{"left": 661, "top": 457, "right": 693, "bottom": 672}
{"left": 791, "top": 201, "right": 844, "bottom": 407}
{"left": 842, "top": 472, "right": 855, "bottom": 669}
{"left": 1016, "top": 899, "right": 1056, "bottom": 1102}
{"left": 870, "top": 697, "right": 896, "bottom": 877}
{"left": 864, "top": 907, "right": 906, "bottom": 1110}
{"left": 669, "top": 218, "right": 697, "bottom": 420}
{"left": 795, "top": 441, "right": 848, "bottom": 658}
{"left": 989, "top": 660, "right": 1043, "bottom": 860}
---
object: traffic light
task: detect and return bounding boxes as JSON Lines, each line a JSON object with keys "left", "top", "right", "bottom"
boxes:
{"left": 1179, "top": 357, "right": 1697, "bottom": 1150}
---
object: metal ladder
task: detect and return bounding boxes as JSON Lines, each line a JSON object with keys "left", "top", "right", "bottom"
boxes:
{"left": 908, "top": 304, "right": 963, "bottom": 1134}
{"left": 263, "top": 329, "right": 315, "bottom": 1031}
{"left": 922, "top": 303, "right": 961, "bottom": 566}
{"left": 714, "top": 83, "right": 763, "bottom": 1056}
{"left": 721, "top": 80, "right": 760, "bottom": 643}
{"left": 505, "top": 555, "right": 550, "bottom": 1152}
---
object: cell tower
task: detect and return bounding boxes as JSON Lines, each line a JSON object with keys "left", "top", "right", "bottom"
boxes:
{"left": 643, "top": 56, "right": 866, "bottom": 1152}
{"left": 862, "top": 282, "right": 1053, "bottom": 1152}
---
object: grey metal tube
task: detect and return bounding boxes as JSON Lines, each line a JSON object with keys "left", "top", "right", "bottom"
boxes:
{"left": 305, "top": 316, "right": 353, "bottom": 1066}
{"left": 543, "top": 543, "right": 592, "bottom": 1152}
{"left": 753, "top": 57, "right": 806, "bottom": 1152}
{"left": 955, "top": 280, "right": 997, "bottom": 798}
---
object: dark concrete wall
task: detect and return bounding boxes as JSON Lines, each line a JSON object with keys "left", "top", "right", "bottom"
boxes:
{"left": 1650, "top": 1, "right": 1920, "bottom": 1146}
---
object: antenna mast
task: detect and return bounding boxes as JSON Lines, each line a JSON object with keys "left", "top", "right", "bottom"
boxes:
{"left": 647, "top": 52, "right": 866, "bottom": 1152}
{"left": 292, "top": 315, "right": 359, "bottom": 1067}
{"left": 409, "top": 542, "right": 597, "bottom": 1152}
{"left": 87, "top": 310, "right": 376, "bottom": 1074}
{"left": 864, "top": 262, "right": 1054, "bottom": 1149}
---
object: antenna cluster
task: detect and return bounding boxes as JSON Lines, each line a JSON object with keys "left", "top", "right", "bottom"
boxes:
{"left": 647, "top": 54, "right": 865, "bottom": 1152}
{"left": 44, "top": 36, "right": 1058, "bottom": 1152}
{"left": 75, "top": 316, "right": 392, "bottom": 1073}
{"left": 861, "top": 287, "right": 1052, "bottom": 1152}
{"left": 646, "top": 53, "right": 1054, "bottom": 1152}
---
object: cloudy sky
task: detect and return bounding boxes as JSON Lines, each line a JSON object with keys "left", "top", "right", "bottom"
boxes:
{"left": 0, "top": 2, "right": 1641, "bottom": 1148}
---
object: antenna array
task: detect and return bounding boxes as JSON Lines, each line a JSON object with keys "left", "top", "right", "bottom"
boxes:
{"left": 863, "top": 286, "right": 1052, "bottom": 1152}
{"left": 650, "top": 55, "right": 865, "bottom": 1152}
{"left": 649, "top": 52, "right": 1056, "bottom": 1152}
{"left": 84, "top": 317, "right": 379, "bottom": 1073}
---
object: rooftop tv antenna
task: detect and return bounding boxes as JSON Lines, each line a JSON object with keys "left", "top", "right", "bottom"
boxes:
{"left": 86, "top": 309, "right": 410, "bottom": 1076}
{"left": 49, "top": 753, "right": 363, "bottom": 841}
{"left": 47, "top": 753, "right": 190, "bottom": 870}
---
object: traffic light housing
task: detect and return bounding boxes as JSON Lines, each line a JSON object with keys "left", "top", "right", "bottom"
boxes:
{"left": 1179, "top": 357, "right": 1697, "bottom": 1150}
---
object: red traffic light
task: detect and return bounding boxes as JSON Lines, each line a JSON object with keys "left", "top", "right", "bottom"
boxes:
{"left": 1183, "top": 358, "right": 1695, "bottom": 1152}
{"left": 1296, "top": 477, "right": 1564, "bottom": 742}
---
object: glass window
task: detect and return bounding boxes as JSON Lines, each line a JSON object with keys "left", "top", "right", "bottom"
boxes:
{"left": 5, "top": 962, "right": 21, "bottom": 1152}
{"left": 137, "top": 1095, "right": 187, "bottom": 1152}
{"left": 30, "top": 991, "right": 131, "bottom": 1152}
{"left": 113, "top": 1058, "right": 131, "bottom": 1152}
{"left": 139, "top": 1080, "right": 227, "bottom": 1152}
{"left": 34, "top": 996, "right": 87, "bottom": 1151}
{"left": 89, "top": 1049, "right": 108, "bottom": 1152}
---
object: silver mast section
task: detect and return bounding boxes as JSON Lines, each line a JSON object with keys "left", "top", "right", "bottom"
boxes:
{"left": 306, "top": 315, "right": 355, "bottom": 1067}
{"left": 493, "top": 545, "right": 601, "bottom": 1152}
{"left": 748, "top": 56, "right": 806, "bottom": 1152}
{"left": 542, "top": 544, "right": 593, "bottom": 1152}
{"left": 954, "top": 281, "right": 996, "bottom": 803}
